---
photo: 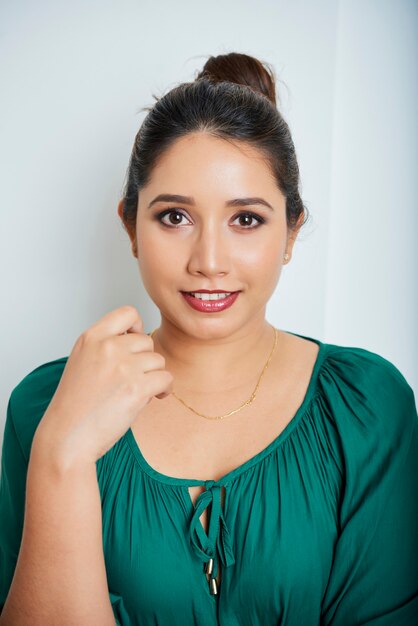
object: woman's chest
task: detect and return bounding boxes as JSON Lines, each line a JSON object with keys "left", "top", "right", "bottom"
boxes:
{"left": 130, "top": 386, "right": 313, "bottom": 572}
{"left": 138, "top": 334, "right": 318, "bottom": 467}
{"left": 130, "top": 387, "right": 303, "bottom": 485}
{"left": 131, "top": 335, "right": 319, "bottom": 482}
{"left": 101, "top": 437, "right": 339, "bottom": 624}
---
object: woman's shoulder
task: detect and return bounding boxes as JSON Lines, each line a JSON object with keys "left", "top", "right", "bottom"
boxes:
{"left": 287, "top": 328, "right": 414, "bottom": 405}
{"left": 316, "top": 338, "right": 417, "bottom": 443}
{"left": 320, "top": 338, "right": 413, "bottom": 395}
{"left": 7, "top": 357, "right": 69, "bottom": 461}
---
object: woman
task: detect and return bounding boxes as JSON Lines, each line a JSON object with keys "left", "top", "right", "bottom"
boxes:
{"left": 0, "top": 53, "right": 417, "bottom": 626}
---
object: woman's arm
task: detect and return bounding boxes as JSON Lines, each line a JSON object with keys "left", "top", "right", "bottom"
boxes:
{"left": 0, "top": 423, "right": 116, "bottom": 626}
{"left": 320, "top": 350, "right": 418, "bottom": 624}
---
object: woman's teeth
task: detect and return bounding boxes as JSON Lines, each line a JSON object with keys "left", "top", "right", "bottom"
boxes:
{"left": 189, "top": 292, "right": 232, "bottom": 300}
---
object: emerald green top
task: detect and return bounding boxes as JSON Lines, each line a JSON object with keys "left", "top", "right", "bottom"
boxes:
{"left": 1, "top": 332, "right": 417, "bottom": 625}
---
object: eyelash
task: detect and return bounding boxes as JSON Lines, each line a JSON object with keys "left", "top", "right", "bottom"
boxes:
{"left": 155, "top": 209, "right": 266, "bottom": 230}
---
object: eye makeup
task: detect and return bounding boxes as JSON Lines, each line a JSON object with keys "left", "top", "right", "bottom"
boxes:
{"left": 153, "top": 208, "right": 266, "bottom": 230}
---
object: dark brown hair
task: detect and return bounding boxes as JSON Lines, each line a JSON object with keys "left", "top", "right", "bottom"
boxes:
{"left": 120, "top": 52, "right": 309, "bottom": 241}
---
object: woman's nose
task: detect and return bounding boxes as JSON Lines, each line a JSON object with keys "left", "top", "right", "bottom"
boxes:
{"left": 186, "top": 222, "right": 231, "bottom": 277}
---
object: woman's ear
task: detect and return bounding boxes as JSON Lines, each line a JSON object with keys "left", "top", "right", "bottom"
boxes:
{"left": 117, "top": 199, "right": 124, "bottom": 221}
{"left": 117, "top": 199, "right": 138, "bottom": 258}
{"left": 283, "top": 214, "right": 304, "bottom": 264}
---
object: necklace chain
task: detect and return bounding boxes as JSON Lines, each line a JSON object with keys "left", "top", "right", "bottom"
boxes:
{"left": 149, "top": 325, "right": 278, "bottom": 420}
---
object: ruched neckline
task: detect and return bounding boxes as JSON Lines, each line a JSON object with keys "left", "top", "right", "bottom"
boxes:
{"left": 124, "top": 331, "right": 329, "bottom": 487}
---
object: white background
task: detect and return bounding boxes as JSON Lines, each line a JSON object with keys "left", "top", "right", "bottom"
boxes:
{"left": 1, "top": 0, "right": 417, "bottom": 448}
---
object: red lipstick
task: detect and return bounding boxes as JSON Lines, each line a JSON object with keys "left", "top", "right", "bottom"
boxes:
{"left": 180, "top": 291, "right": 240, "bottom": 313}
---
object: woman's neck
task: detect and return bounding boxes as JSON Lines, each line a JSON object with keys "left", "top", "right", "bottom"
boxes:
{"left": 151, "top": 319, "right": 280, "bottom": 395}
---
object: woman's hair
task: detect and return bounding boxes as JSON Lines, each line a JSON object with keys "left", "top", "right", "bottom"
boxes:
{"left": 120, "top": 52, "right": 309, "bottom": 240}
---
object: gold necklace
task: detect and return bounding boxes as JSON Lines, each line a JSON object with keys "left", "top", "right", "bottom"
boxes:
{"left": 149, "top": 325, "right": 278, "bottom": 420}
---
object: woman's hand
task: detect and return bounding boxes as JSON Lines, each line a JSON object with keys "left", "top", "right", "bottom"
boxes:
{"left": 33, "top": 305, "right": 173, "bottom": 467}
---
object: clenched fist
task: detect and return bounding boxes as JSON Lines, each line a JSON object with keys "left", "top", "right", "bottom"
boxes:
{"left": 33, "top": 305, "right": 174, "bottom": 467}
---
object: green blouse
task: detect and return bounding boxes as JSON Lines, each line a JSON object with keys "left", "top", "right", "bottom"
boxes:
{"left": 1, "top": 332, "right": 417, "bottom": 625}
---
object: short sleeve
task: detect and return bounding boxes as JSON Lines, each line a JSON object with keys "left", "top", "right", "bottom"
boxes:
{"left": 319, "top": 347, "right": 418, "bottom": 625}
{"left": 0, "top": 360, "right": 125, "bottom": 622}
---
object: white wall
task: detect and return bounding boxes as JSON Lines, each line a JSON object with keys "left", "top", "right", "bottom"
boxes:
{"left": 1, "top": 0, "right": 416, "bottom": 448}
{"left": 325, "top": 0, "right": 418, "bottom": 386}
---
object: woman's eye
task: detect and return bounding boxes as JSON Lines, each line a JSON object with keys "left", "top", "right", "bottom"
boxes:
{"left": 232, "top": 212, "right": 265, "bottom": 229}
{"left": 155, "top": 209, "right": 265, "bottom": 229}
{"left": 156, "top": 209, "right": 189, "bottom": 227}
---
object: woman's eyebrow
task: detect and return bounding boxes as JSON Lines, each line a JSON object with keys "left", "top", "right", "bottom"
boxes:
{"left": 147, "top": 194, "right": 274, "bottom": 211}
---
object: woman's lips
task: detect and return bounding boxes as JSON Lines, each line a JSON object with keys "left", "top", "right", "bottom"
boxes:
{"left": 180, "top": 291, "right": 240, "bottom": 312}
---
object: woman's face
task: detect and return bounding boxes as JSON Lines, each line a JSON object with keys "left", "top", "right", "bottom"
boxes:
{"left": 121, "top": 132, "right": 298, "bottom": 340}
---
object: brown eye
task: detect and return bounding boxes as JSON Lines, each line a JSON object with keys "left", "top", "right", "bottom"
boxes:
{"left": 232, "top": 212, "right": 265, "bottom": 229}
{"left": 155, "top": 209, "right": 265, "bottom": 230}
{"left": 156, "top": 209, "right": 189, "bottom": 227}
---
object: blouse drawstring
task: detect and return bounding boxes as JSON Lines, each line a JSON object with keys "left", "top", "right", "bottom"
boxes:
{"left": 188, "top": 480, "right": 235, "bottom": 594}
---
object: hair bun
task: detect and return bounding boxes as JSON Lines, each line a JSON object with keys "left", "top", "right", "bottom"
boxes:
{"left": 195, "top": 52, "right": 277, "bottom": 107}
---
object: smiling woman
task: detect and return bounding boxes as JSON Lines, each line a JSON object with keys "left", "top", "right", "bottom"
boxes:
{"left": 121, "top": 129, "right": 293, "bottom": 344}
{"left": 1, "top": 52, "right": 417, "bottom": 626}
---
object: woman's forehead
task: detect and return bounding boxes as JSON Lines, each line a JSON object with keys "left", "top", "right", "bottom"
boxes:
{"left": 144, "top": 133, "right": 277, "bottom": 192}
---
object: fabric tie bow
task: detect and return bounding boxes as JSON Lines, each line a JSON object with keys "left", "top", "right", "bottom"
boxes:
{"left": 188, "top": 480, "right": 235, "bottom": 587}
